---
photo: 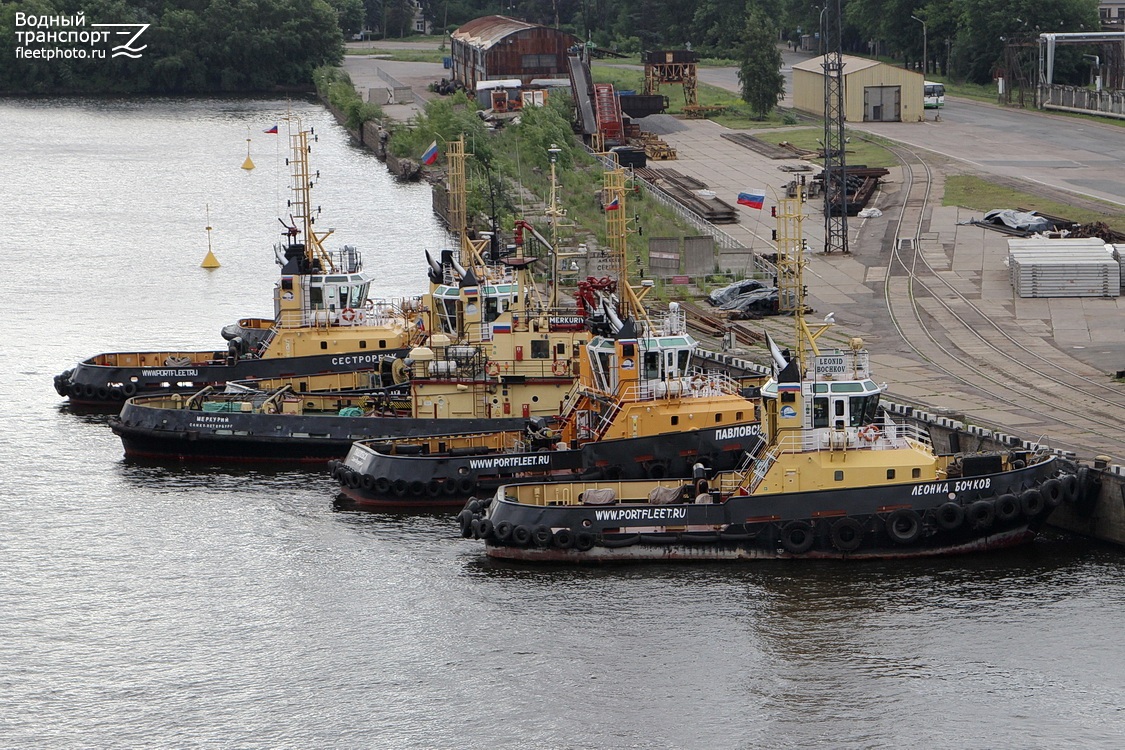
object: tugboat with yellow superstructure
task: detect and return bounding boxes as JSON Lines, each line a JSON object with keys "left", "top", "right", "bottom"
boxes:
{"left": 333, "top": 169, "right": 766, "bottom": 510}
{"left": 55, "top": 123, "right": 422, "bottom": 410}
{"left": 459, "top": 190, "right": 1082, "bottom": 560}
{"left": 107, "top": 138, "right": 588, "bottom": 463}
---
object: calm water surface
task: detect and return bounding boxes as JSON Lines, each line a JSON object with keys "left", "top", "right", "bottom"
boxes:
{"left": 2, "top": 98, "right": 1124, "bottom": 749}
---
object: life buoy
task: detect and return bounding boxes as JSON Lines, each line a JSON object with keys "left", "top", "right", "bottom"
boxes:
{"left": 780, "top": 520, "right": 815, "bottom": 554}
{"left": 341, "top": 307, "right": 356, "bottom": 323}
{"left": 935, "top": 502, "right": 964, "bottom": 531}
{"left": 994, "top": 493, "right": 1020, "bottom": 522}
{"left": 829, "top": 517, "right": 864, "bottom": 552}
{"left": 690, "top": 377, "right": 704, "bottom": 391}
{"left": 485, "top": 361, "right": 500, "bottom": 376}
{"left": 885, "top": 509, "right": 921, "bottom": 544}
{"left": 552, "top": 360, "right": 569, "bottom": 376}
{"left": 859, "top": 425, "right": 882, "bottom": 442}
{"left": 364, "top": 299, "right": 375, "bottom": 312}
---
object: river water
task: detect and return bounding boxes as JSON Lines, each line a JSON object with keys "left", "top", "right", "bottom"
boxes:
{"left": 2, "top": 98, "right": 1124, "bottom": 749}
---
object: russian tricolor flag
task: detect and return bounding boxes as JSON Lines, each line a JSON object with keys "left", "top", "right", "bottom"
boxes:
{"left": 421, "top": 140, "right": 439, "bottom": 165}
{"left": 737, "top": 191, "right": 765, "bottom": 210}
{"left": 264, "top": 125, "right": 278, "bottom": 134}
{"left": 605, "top": 196, "right": 620, "bottom": 211}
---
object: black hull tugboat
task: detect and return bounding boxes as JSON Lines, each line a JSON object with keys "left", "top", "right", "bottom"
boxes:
{"left": 106, "top": 136, "right": 587, "bottom": 465}
{"left": 334, "top": 168, "right": 766, "bottom": 511}
{"left": 55, "top": 123, "right": 422, "bottom": 411}
{"left": 108, "top": 370, "right": 531, "bottom": 464}
{"left": 458, "top": 192, "right": 1083, "bottom": 562}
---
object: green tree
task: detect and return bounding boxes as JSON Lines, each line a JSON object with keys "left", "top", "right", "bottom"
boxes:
{"left": 738, "top": 9, "right": 784, "bottom": 119}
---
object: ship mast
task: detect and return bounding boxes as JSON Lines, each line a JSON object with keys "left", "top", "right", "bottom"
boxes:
{"left": 603, "top": 167, "right": 651, "bottom": 329}
{"left": 774, "top": 184, "right": 831, "bottom": 373}
{"left": 446, "top": 135, "right": 493, "bottom": 273}
{"left": 288, "top": 124, "right": 335, "bottom": 272}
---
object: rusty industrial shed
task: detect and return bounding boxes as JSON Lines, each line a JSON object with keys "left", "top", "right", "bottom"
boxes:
{"left": 450, "top": 15, "right": 578, "bottom": 90}
{"left": 792, "top": 55, "right": 925, "bottom": 122}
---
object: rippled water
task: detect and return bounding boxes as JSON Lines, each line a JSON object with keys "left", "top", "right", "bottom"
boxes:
{"left": 2, "top": 99, "right": 1124, "bottom": 749}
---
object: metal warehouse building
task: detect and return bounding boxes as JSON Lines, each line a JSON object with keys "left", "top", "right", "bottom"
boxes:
{"left": 792, "top": 55, "right": 925, "bottom": 122}
{"left": 450, "top": 15, "right": 578, "bottom": 91}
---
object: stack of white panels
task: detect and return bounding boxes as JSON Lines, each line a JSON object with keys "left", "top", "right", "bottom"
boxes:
{"left": 1007, "top": 238, "right": 1120, "bottom": 298}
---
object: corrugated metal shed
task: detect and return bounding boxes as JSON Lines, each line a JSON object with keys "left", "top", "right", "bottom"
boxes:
{"left": 451, "top": 15, "right": 537, "bottom": 51}
{"left": 450, "top": 15, "right": 578, "bottom": 90}
{"left": 792, "top": 55, "right": 924, "bottom": 123}
{"left": 1007, "top": 237, "right": 1120, "bottom": 298}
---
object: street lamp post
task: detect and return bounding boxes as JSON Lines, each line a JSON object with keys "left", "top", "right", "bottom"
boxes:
{"left": 911, "top": 15, "right": 927, "bottom": 76}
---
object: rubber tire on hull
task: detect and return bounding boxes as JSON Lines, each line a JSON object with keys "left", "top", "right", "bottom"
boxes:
{"left": 477, "top": 518, "right": 494, "bottom": 540}
{"left": 409, "top": 481, "right": 426, "bottom": 497}
{"left": 494, "top": 521, "right": 514, "bottom": 543}
{"left": 457, "top": 510, "right": 474, "bottom": 538}
{"left": 391, "top": 479, "right": 409, "bottom": 497}
{"left": 552, "top": 528, "right": 575, "bottom": 549}
{"left": 1061, "top": 473, "right": 1079, "bottom": 504}
{"left": 374, "top": 477, "right": 391, "bottom": 494}
{"left": 935, "top": 502, "right": 964, "bottom": 531}
{"left": 346, "top": 471, "right": 362, "bottom": 489}
{"left": 1041, "top": 478, "right": 1063, "bottom": 508}
{"left": 511, "top": 525, "right": 532, "bottom": 547}
{"left": 361, "top": 474, "right": 377, "bottom": 491}
{"left": 532, "top": 525, "right": 553, "bottom": 547}
{"left": 885, "top": 509, "right": 922, "bottom": 545}
{"left": 122, "top": 382, "right": 138, "bottom": 397}
{"left": 425, "top": 481, "right": 442, "bottom": 497}
{"left": 967, "top": 500, "right": 995, "bottom": 529}
{"left": 829, "top": 517, "right": 864, "bottom": 552}
{"left": 994, "top": 493, "right": 1020, "bottom": 522}
{"left": 574, "top": 531, "right": 596, "bottom": 551}
{"left": 458, "top": 478, "right": 476, "bottom": 495}
{"left": 780, "top": 521, "right": 815, "bottom": 555}
{"left": 1020, "top": 489, "right": 1045, "bottom": 518}
{"left": 442, "top": 478, "right": 459, "bottom": 496}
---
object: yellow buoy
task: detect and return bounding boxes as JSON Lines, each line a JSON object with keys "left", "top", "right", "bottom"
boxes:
{"left": 241, "top": 133, "right": 254, "bottom": 171}
{"left": 201, "top": 211, "right": 220, "bottom": 268}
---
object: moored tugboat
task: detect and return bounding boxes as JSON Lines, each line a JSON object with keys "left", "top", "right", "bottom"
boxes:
{"left": 333, "top": 167, "right": 766, "bottom": 511}
{"left": 55, "top": 123, "right": 422, "bottom": 411}
{"left": 109, "top": 245, "right": 586, "bottom": 463}
{"left": 459, "top": 192, "right": 1083, "bottom": 562}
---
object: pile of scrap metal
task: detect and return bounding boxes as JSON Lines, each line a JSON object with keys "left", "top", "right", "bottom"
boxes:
{"left": 972, "top": 209, "right": 1125, "bottom": 243}
{"left": 814, "top": 166, "right": 890, "bottom": 216}
{"left": 705, "top": 279, "right": 779, "bottom": 319}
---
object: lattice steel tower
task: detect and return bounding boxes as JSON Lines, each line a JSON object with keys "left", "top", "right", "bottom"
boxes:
{"left": 821, "top": 0, "right": 848, "bottom": 254}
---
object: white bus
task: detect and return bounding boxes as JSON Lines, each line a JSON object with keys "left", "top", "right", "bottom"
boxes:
{"left": 923, "top": 81, "right": 946, "bottom": 108}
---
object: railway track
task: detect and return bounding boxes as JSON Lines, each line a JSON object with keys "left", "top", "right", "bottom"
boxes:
{"left": 880, "top": 141, "right": 1125, "bottom": 459}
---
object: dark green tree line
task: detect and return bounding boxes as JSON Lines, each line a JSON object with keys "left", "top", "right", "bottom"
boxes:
{"left": 2, "top": 0, "right": 344, "bottom": 93}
